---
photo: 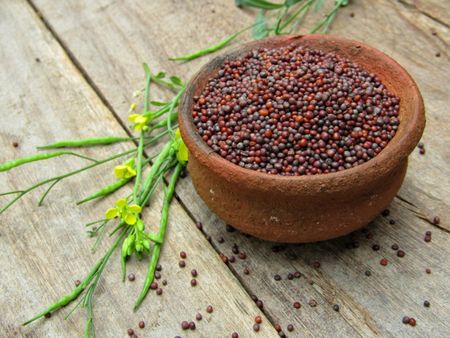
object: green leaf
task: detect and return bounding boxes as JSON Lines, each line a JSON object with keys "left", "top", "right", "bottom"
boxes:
{"left": 252, "top": 11, "right": 269, "bottom": 39}
{"left": 155, "top": 71, "right": 166, "bottom": 79}
{"left": 169, "top": 76, "right": 183, "bottom": 86}
{"left": 235, "top": 0, "right": 284, "bottom": 10}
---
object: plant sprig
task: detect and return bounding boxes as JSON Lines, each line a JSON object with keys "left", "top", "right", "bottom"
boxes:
{"left": 170, "top": 0, "right": 348, "bottom": 61}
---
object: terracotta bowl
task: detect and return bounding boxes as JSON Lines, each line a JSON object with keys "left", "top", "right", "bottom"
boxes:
{"left": 178, "top": 35, "right": 425, "bottom": 243}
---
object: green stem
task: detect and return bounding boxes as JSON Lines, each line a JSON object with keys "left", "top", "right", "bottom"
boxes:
{"left": 134, "top": 163, "right": 183, "bottom": 310}
{"left": 37, "top": 136, "right": 133, "bottom": 150}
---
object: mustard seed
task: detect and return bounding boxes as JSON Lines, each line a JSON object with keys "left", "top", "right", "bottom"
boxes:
{"left": 287, "top": 324, "right": 294, "bottom": 332}
{"left": 128, "top": 273, "right": 135, "bottom": 282}
{"left": 380, "top": 258, "right": 388, "bottom": 266}
{"left": 138, "top": 321, "right": 145, "bottom": 329}
{"left": 206, "top": 305, "right": 214, "bottom": 313}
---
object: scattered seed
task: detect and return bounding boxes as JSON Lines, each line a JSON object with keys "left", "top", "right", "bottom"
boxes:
{"left": 228, "top": 255, "right": 236, "bottom": 263}
{"left": 191, "top": 279, "right": 198, "bottom": 287}
{"left": 294, "top": 271, "right": 301, "bottom": 278}
{"left": 127, "top": 328, "right": 134, "bottom": 336}
{"left": 196, "top": 222, "right": 203, "bottom": 230}
{"left": 275, "top": 324, "right": 282, "bottom": 332}
{"left": 206, "top": 305, "right": 214, "bottom": 313}
{"left": 402, "top": 316, "right": 410, "bottom": 324}
{"left": 424, "top": 300, "right": 430, "bottom": 307}
{"left": 243, "top": 267, "right": 250, "bottom": 275}
{"left": 408, "top": 317, "right": 416, "bottom": 326}
{"left": 181, "top": 321, "right": 189, "bottom": 330}
{"left": 287, "top": 324, "right": 294, "bottom": 332}
{"left": 128, "top": 273, "right": 135, "bottom": 282}
{"left": 180, "top": 251, "right": 187, "bottom": 259}
{"left": 196, "top": 313, "right": 202, "bottom": 321}
{"left": 138, "top": 321, "right": 145, "bottom": 329}
{"left": 274, "top": 274, "right": 282, "bottom": 281}
{"left": 419, "top": 148, "right": 426, "bottom": 155}
{"left": 162, "top": 279, "right": 167, "bottom": 286}
{"left": 293, "top": 301, "right": 301, "bottom": 309}
{"left": 349, "top": 12, "right": 355, "bottom": 17}
{"left": 256, "top": 300, "right": 264, "bottom": 309}
{"left": 221, "top": 254, "right": 228, "bottom": 263}
{"left": 432, "top": 216, "right": 440, "bottom": 225}
{"left": 391, "top": 243, "right": 399, "bottom": 250}
{"left": 189, "top": 321, "right": 196, "bottom": 330}
{"left": 287, "top": 273, "right": 294, "bottom": 280}
{"left": 156, "top": 264, "right": 162, "bottom": 272}
{"left": 238, "top": 252, "right": 247, "bottom": 260}
{"left": 365, "top": 270, "right": 372, "bottom": 276}
{"left": 150, "top": 282, "right": 158, "bottom": 290}
{"left": 397, "top": 250, "right": 405, "bottom": 257}
{"left": 312, "top": 261, "right": 321, "bottom": 268}
{"left": 425, "top": 268, "right": 431, "bottom": 274}
{"left": 74, "top": 279, "right": 81, "bottom": 287}
{"left": 389, "top": 219, "right": 396, "bottom": 225}
{"left": 218, "top": 237, "right": 225, "bottom": 243}
{"left": 231, "top": 333, "right": 239, "bottom": 338}
{"left": 380, "top": 258, "right": 388, "bottom": 266}
{"left": 372, "top": 244, "right": 380, "bottom": 251}
{"left": 255, "top": 315, "right": 262, "bottom": 324}
{"left": 191, "top": 269, "right": 198, "bottom": 277}
{"left": 44, "top": 313, "right": 51, "bottom": 319}
{"left": 333, "top": 304, "right": 340, "bottom": 312}
{"left": 12, "top": 141, "right": 19, "bottom": 148}
{"left": 253, "top": 323, "right": 260, "bottom": 332}
{"left": 154, "top": 271, "right": 161, "bottom": 279}
{"left": 435, "top": 52, "right": 441, "bottom": 57}
{"left": 179, "top": 260, "right": 186, "bottom": 268}
{"left": 156, "top": 288, "right": 163, "bottom": 295}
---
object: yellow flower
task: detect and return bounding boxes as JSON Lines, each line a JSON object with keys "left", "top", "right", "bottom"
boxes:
{"left": 128, "top": 113, "right": 149, "bottom": 131}
{"left": 129, "top": 102, "right": 137, "bottom": 111}
{"left": 175, "top": 128, "right": 189, "bottom": 165}
{"left": 105, "top": 198, "right": 142, "bottom": 225}
{"left": 114, "top": 158, "right": 136, "bottom": 179}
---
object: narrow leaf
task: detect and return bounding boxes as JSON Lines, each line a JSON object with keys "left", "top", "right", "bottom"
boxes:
{"left": 252, "top": 11, "right": 269, "bottom": 39}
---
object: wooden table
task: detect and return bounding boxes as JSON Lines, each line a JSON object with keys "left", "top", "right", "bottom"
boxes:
{"left": 1, "top": 1, "right": 449, "bottom": 337}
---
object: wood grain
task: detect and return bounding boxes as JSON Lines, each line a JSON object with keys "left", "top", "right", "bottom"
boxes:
{"left": 0, "top": 1, "right": 277, "bottom": 337}
{"left": 7, "top": 0, "right": 450, "bottom": 336}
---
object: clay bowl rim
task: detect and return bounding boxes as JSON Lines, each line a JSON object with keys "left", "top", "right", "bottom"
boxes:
{"left": 178, "top": 34, "right": 425, "bottom": 193}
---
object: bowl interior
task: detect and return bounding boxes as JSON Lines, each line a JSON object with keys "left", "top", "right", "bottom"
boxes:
{"left": 179, "top": 35, "right": 425, "bottom": 189}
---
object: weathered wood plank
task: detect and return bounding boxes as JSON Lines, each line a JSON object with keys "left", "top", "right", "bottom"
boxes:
{"left": 0, "top": 1, "right": 277, "bottom": 337}
{"left": 399, "top": 0, "right": 450, "bottom": 26}
{"left": 29, "top": 0, "right": 450, "bottom": 336}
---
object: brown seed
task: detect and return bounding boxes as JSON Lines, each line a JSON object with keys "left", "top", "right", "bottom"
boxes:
{"left": 253, "top": 323, "right": 260, "bottom": 332}
{"left": 228, "top": 255, "right": 236, "bottom": 263}
{"left": 196, "top": 313, "right": 202, "bottom": 321}
{"left": 189, "top": 321, "right": 196, "bottom": 330}
{"left": 425, "top": 268, "right": 431, "bottom": 274}
{"left": 424, "top": 300, "right": 430, "bottom": 307}
{"left": 12, "top": 141, "right": 19, "bottom": 148}
{"left": 274, "top": 274, "right": 282, "bottom": 281}
{"left": 255, "top": 315, "right": 262, "bottom": 324}
{"left": 180, "top": 251, "right": 187, "bottom": 259}
{"left": 389, "top": 219, "right": 396, "bottom": 225}
{"left": 287, "top": 324, "right": 294, "bottom": 332}
{"left": 128, "top": 273, "right": 135, "bottom": 281}
{"left": 333, "top": 304, "right": 340, "bottom": 312}
{"left": 408, "top": 317, "right": 416, "bottom": 326}
{"left": 397, "top": 250, "right": 405, "bottom": 257}
{"left": 138, "top": 321, "right": 145, "bottom": 329}
{"left": 206, "top": 305, "right": 214, "bottom": 313}
{"left": 127, "top": 328, "right": 134, "bottom": 336}
{"left": 391, "top": 243, "right": 399, "bottom": 250}
{"left": 294, "top": 271, "right": 301, "bottom": 278}
{"left": 162, "top": 279, "right": 167, "bottom": 286}
{"left": 191, "top": 269, "right": 198, "bottom": 277}
{"left": 432, "top": 216, "right": 440, "bottom": 225}
{"left": 238, "top": 252, "right": 247, "bottom": 260}
{"left": 312, "top": 261, "right": 321, "bottom": 268}
{"left": 181, "top": 321, "right": 189, "bottom": 330}
{"left": 402, "top": 316, "right": 410, "bottom": 324}
{"left": 196, "top": 222, "right": 203, "bottom": 230}
{"left": 131, "top": 335, "right": 138, "bottom": 338}
{"left": 365, "top": 270, "right": 372, "bottom": 276}
{"left": 156, "top": 264, "right": 162, "bottom": 271}
{"left": 156, "top": 288, "right": 163, "bottom": 295}
{"left": 372, "top": 244, "right": 381, "bottom": 251}
{"left": 44, "top": 312, "right": 51, "bottom": 319}
{"left": 256, "top": 300, "right": 264, "bottom": 309}
{"left": 380, "top": 258, "right": 388, "bottom": 266}
{"left": 274, "top": 324, "right": 282, "bottom": 332}
{"left": 150, "top": 282, "right": 158, "bottom": 290}
{"left": 191, "top": 279, "right": 198, "bottom": 287}
{"left": 74, "top": 279, "right": 81, "bottom": 286}
{"left": 154, "top": 271, "right": 161, "bottom": 279}
{"left": 218, "top": 237, "right": 225, "bottom": 243}
{"left": 382, "top": 209, "right": 390, "bottom": 217}
{"left": 179, "top": 260, "right": 186, "bottom": 268}
{"left": 232, "top": 333, "right": 239, "bottom": 338}
{"left": 243, "top": 267, "right": 250, "bottom": 275}
{"left": 293, "top": 301, "right": 301, "bottom": 309}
